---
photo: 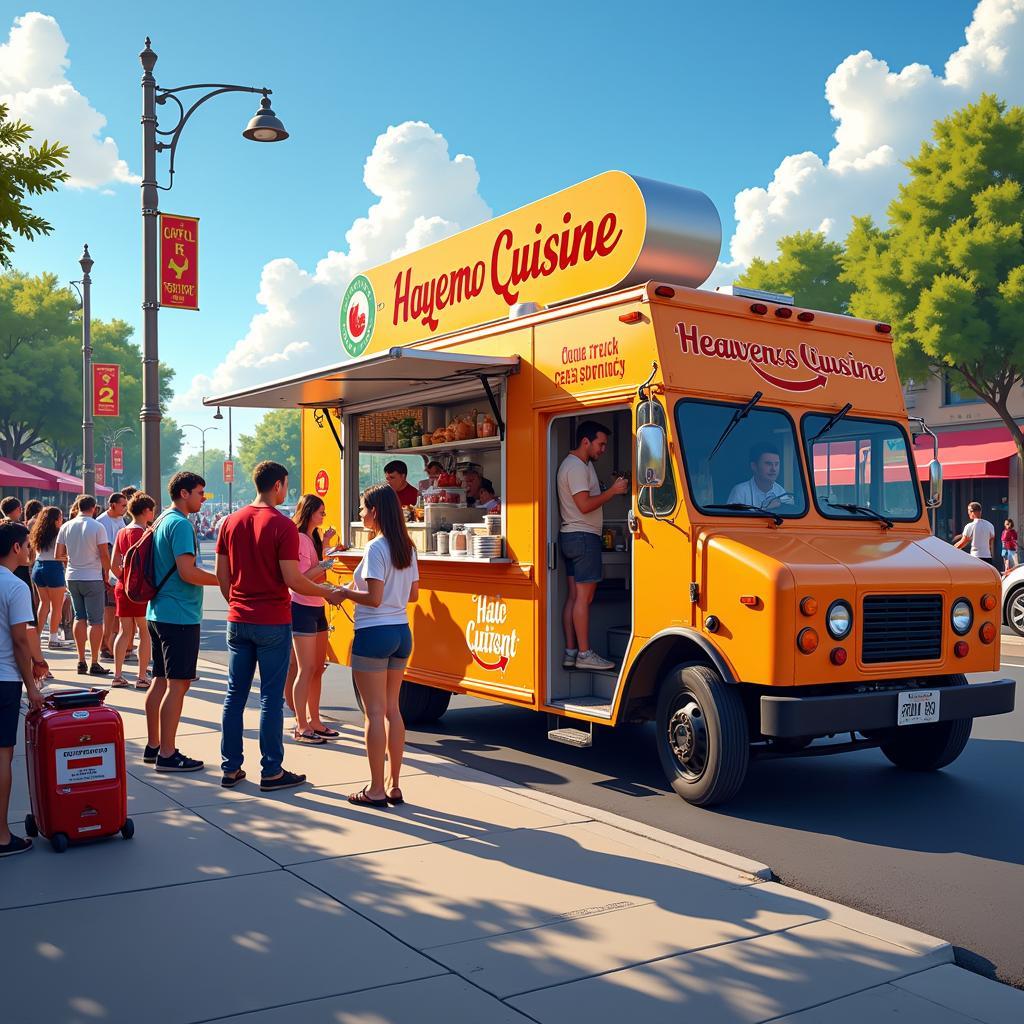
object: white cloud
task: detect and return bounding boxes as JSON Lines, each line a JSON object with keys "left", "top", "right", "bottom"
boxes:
{"left": 0, "top": 12, "right": 137, "bottom": 188}
{"left": 179, "top": 121, "right": 490, "bottom": 411}
{"left": 722, "top": 0, "right": 1024, "bottom": 272}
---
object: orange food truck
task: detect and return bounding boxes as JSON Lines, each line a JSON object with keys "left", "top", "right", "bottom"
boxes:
{"left": 206, "top": 171, "right": 1015, "bottom": 805}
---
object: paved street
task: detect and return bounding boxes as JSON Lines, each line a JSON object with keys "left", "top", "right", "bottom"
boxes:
{"left": 196, "top": 545, "right": 1024, "bottom": 988}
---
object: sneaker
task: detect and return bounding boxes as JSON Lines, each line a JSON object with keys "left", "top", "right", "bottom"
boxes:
{"left": 575, "top": 650, "right": 615, "bottom": 672}
{"left": 260, "top": 769, "right": 306, "bottom": 792}
{"left": 143, "top": 745, "right": 159, "bottom": 765}
{"left": 562, "top": 649, "right": 579, "bottom": 670}
{"left": 89, "top": 663, "right": 111, "bottom": 677}
{"left": 47, "top": 637, "right": 72, "bottom": 650}
{"left": 155, "top": 749, "right": 204, "bottom": 773}
{"left": 0, "top": 834, "right": 32, "bottom": 858}
{"left": 77, "top": 661, "right": 88, "bottom": 675}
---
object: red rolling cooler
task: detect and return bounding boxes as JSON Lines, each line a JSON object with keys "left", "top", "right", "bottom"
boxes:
{"left": 24, "top": 688, "right": 134, "bottom": 853}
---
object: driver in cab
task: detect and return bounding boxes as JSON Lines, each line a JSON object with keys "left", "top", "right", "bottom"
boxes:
{"left": 727, "top": 443, "right": 793, "bottom": 510}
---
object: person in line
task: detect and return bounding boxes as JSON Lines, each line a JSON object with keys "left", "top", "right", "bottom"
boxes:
{"left": 29, "top": 507, "right": 70, "bottom": 651}
{"left": 145, "top": 473, "right": 220, "bottom": 773}
{"left": 55, "top": 495, "right": 112, "bottom": 677}
{"left": 461, "top": 465, "right": 483, "bottom": 506}
{"left": 417, "top": 460, "right": 443, "bottom": 492}
{"left": 476, "top": 479, "right": 501, "bottom": 512}
{"left": 337, "top": 484, "right": 419, "bottom": 808}
{"left": 23, "top": 500, "right": 42, "bottom": 528}
{"left": 97, "top": 493, "right": 128, "bottom": 660}
{"left": 120, "top": 486, "right": 138, "bottom": 525}
{"left": 287, "top": 494, "right": 338, "bottom": 745}
{"left": 383, "top": 460, "right": 420, "bottom": 507}
{"left": 954, "top": 501, "right": 996, "bottom": 566}
{"left": 110, "top": 492, "right": 156, "bottom": 689}
{"left": 0, "top": 521, "right": 46, "bottom": 858}
{"left": 0, "top": 498, "right": 33, "bottom": 600}
{"left": 726, "top": 443, "right": 793, "bottom": 510}
{"left": 1001, "top": 519, "right": 1018, "bottom": 571}
{"left": 216, "top": 462, "right": 341, "bottom": 792}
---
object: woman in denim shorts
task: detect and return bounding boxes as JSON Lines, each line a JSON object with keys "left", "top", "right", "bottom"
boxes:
{"left": 336, "top": 484, "right": 419, "bottom": 808}
{"left": 29, "top": 507, "right": 70, "bottom": 651}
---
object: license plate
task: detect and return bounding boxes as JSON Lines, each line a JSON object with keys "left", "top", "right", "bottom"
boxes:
{"left": 897, "top": 689, "right": 940, "bottom": 726}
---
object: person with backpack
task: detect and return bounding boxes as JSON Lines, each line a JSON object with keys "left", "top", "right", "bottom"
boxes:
{"left": 110, "top": 492, "right": 156, "bottom": 689}
{"left": 144, "top": 473, "right": 220, "bottom": 773}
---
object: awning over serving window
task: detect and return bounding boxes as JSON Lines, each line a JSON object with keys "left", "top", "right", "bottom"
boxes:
{"left": 203, "top": 348, "right": 520, "bottom": 412}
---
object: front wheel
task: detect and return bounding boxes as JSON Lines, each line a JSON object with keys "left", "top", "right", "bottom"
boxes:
{"left": 50, "top": 832, "right": 69, "bottom": 854}
{"left": 1005, "top": 586, "right": 1024, "bottom": 637}
{"left": 24, "top": 813, "right": 38, "bottom": 838}
{"left": 120, "top": 818, "right": 135, "bottom": 840}
{"left": 656, "top": 663, "right": 749, "bottom": 807}
{"left": 880, "top": 675, "right": 972, "bottom": 771}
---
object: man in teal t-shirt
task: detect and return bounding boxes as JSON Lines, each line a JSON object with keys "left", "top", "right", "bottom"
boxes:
{"left": 145, "top": 472, "right": 220, "bottom": 774}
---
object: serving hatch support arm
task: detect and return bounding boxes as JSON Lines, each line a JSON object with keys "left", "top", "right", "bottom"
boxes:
{"left": 316, "top": 408, "right": 344, "bottom": 455}
{"left": 478, "top": 374, "right": 506, "bottom": 441}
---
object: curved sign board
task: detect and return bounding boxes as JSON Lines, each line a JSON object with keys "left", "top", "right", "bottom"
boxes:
{"left": 339, "top": 171, "right": 721, "bottom": 357}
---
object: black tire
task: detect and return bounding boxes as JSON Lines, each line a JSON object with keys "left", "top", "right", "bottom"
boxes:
{"left": 1005, "top": 585, "right": 1024, "bottom": 637}
{"left": 120, "top": 818, "right": 135, "bottom": 840}
{"left": 50, "top": 832, "right": 69, "bottom": 854}
{"left": 24, "top": 813, "right": 38, "bottom": 838}
{"left": 418, "top": 687, "right": 452, "bottom": 724}
{"left": 880, "top": 675, "right": 972, "bottom": 771}
{"left": 656, "top": 662, "right": 749, "bottom": 807}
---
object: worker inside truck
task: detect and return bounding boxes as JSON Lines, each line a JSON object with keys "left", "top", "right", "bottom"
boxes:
{"left": 727, "top": 442, "right": 794, "bottom": 510}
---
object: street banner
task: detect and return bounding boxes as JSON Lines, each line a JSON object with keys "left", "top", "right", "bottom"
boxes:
{"left": 110, "top": 447, "right": 124, "bottom": 473}
{"left": 92, "top": 364, "right": 120, "bottom": 417}
{"left": 160, "top": 213, "right": 200, "bottom": 310}
{"left": 223, "top": 459, "right": 235, "bottom": 483}
{"left": 95, "top": 463, "right": 105, "bottom": 487}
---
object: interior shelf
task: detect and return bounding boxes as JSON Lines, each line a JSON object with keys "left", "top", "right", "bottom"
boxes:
{"left": 385, "top": 435, "right": 502, "bottom": 457}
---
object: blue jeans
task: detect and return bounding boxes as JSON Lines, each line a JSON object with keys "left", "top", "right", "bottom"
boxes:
{"left": 222, "top": 621, "right": 292, "bottom": 777}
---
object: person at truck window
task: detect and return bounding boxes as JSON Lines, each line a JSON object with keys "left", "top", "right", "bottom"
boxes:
{"left": 383, "top": 460, "right": 420, "bottom": 507}
{"left": 726, "top": 443, "right": 793, "bottom": 510}
{"left": 418, "top": 460, "right": 443, "bottom": 492}
{"left": 557, "top": 421, "right": 628, "bottom": 673}
{"left": 953, "top": 502, "right": 995, "bottom": 565}
{"left": 461, "top": 465, "right": 483, "bottom": 506}
{"left": 477, "top": 479, "right": 501, "bottom": 512}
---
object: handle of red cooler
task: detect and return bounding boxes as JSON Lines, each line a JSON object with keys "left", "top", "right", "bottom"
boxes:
{"left": 41, "top": 688, "right": 108, "bottom": 710}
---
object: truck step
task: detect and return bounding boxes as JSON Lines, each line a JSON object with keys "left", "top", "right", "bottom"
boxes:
{"left": 547, "top": 726, "right": 593, "bottom": 748}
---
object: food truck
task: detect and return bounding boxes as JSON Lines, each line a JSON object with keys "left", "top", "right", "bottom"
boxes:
{"left": 206, "top": 170, "right": 1015, "bottom": 806}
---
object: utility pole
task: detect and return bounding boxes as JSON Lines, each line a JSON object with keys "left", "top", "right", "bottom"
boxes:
{"left": 79, "top": 245, "right": 95, "bottom": 495}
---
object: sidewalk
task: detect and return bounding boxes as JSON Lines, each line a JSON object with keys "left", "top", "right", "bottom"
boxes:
{"left": 3, "top": 647, "right": 1020, "bottom": 1024}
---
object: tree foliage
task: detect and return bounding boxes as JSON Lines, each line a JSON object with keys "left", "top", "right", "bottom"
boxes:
{"left": 0, "top": 104, "right": 68, "bottom": 269}
{"left": 735, "top": 231, "right": 853, "bottom": 314}
{"left": 842, "top": 94, "right": 1024, "bottom": 462}
{"left": 237, "top": 410, "right": 301, "bottom": 483}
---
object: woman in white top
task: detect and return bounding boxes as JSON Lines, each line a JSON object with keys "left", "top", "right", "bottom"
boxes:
{"left": 338, "top": 484, "right": 419, "bottom": 808}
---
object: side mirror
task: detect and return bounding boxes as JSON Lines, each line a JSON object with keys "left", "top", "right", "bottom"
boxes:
{"left": 926, "top": 459, "right": 942, "bottom": 508}
{"left": 637, "top": 422, "right": 667, "bottom": 489}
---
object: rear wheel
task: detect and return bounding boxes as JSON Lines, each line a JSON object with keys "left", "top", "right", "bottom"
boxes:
{"left": 1006, "top": 586, "right": 1024, "bottom": 637}
{"left": 120, "top": 818, "right": 135, "bottom": 840}
{"left": 656, "top": 663, "right": 749, "bottom": 807}
{"left": 50, "top": 832, "right": 69, "bottom": 853}
{"left": 880, "top": 675, "right": 972, "bottom": 771}
{"left": 24, "top": 813, "right": 38, "bottom": 837}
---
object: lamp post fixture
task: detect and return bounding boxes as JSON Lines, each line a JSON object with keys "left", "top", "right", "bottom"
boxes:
{"left": 213, "top": 405, "right": 232, "bottom": 511}
{"left": 181, "top": 424, "right": 219, "bottom": 481}
{"left": 103, "top": 425, "right": 134, "bottom": 487}
{"left": 72, "top": 245, "right": 95, "bottom": 495}
{"left": 139, "top": 37, "right": 288, "bottom": 505}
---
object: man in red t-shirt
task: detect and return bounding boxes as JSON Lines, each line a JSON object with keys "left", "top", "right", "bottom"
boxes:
{"left": 215, "top": 460, "right": 341, "bottom": 792}
{"left": 384, "top": 460, "right": 420, "bottom": 507}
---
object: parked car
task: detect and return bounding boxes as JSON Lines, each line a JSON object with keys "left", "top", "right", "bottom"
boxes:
{"left": 1001, "top": 565, "right": 1024, "bottom": 636}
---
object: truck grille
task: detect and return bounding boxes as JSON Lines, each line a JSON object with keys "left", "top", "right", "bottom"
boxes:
{"left": 862, "top": 594, "right": 943, "bottom": 664}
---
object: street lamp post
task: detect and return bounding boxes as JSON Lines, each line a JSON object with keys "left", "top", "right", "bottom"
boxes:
{"left": 74, "top": 245, "right": 95, "bottom": 495}
{"left": 213, "top": 405, "right": 232, "bottom": 510}
{"left": 103, "top": 425, "right": 134, "bottom": 489}
{"left": 181, "top": 424, "right": 219, "bottom": 482}
{"left": 139, "top": 37, "right": 289, "bottom": 505}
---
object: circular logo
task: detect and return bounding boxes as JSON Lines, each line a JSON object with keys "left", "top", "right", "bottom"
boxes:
{"left": 314, "top": 470, "right": 330, "bottom": 497}
{"left": 72, "top": 710, "right": 89, "bottom": 720}
{"left": 340, "top": 274, "right": 376, "bottom": 358}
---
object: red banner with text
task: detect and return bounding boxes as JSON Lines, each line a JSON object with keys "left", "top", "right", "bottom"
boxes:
{"left": 111, "top": 447, "right": 124, "bottom": 473}
{"left": 95, "top": 464, "right": 105, "bottom": 487}
{"left": 160, "top": 213, "right": 199, "bottom": 310}
{"left": 93, "top": 364, "right": 120, "bottom": 417}
{"left": 223, "top": 459, "right": 235, "bottom": 483}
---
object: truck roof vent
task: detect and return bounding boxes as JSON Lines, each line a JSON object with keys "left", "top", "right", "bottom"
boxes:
{"left": 717, "top": 284, "right": 794, "bottom": 306}
{"left": 508, "top": 301, "right": 546, "bottom": 319}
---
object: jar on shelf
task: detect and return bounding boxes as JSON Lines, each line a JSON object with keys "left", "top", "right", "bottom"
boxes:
{"left": 450, "top": 523, "right": 469, "bottom": 557}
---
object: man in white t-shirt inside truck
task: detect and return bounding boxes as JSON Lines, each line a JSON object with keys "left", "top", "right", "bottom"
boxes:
{"left": 557, "top": 421, "right": 628, "bottom": 673}
{"left": 954, "top": 501, "right": 996, "bottom": 566}
{"left": 727, "top": 443, "right": 793, "bottom": 511}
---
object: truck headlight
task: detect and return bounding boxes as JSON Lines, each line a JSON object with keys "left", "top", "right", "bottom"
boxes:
{"left": 951, "top": 598, "right": 973, "bottom": 635}
{"left": 826, "top": 600, "right": 852, "bottom": 640}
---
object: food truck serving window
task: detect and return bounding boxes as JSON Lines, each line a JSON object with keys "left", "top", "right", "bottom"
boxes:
{"left": 676, "top": 399, "right": 808, "bottom": 519}
{"left": 802, "top": 414, "right": 921, "bottom": 523}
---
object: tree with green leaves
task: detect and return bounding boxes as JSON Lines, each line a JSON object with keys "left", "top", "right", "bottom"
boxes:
{"left": 0, "top": 104, "right": 68, "bottom": 268}
{"left": 843, "top": 94, "right": 1024, "bottom": 465}
{"left": 237, "top": 410, "right": 301, "bottom": 482}
{"left": 167, "top": 447, "right": 228, "bottom": 502}
{"left": 734, "top": 230, "right": 853, "bottom": 314}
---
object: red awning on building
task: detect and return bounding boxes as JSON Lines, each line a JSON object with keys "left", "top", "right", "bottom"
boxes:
{"left": 0, "top": 458, "right": 52, "bottom": 489}
{"left": 0, "top": 461, "right": 112, "bottom": 496}
{"left": 914, "top": 427, "right": 1019, "bottom": 480}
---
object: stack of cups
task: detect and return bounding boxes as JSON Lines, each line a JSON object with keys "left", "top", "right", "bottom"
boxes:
{"left": 436, "top": 531, "right": 450, "bottom": 555}
{"left": 484, "top": 514, "right": 502, "bottom": 536}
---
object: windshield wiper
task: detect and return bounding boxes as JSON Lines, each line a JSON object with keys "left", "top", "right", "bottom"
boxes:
{"left": 809, "top": 402, "right": 853, "bottom": 443}
{"left": 826, "top": 501, "right": 894, "bottom": 529}
{"left": 705, "top": 502, "right": 783, "bottom": 526}
{"left": 708, "top": 391, "right": 763, "bottom": 461}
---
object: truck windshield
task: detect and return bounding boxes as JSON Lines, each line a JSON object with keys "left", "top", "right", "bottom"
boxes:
{"left": 802, "top": 414, "right": 921, "bottom": 522}
{"left": 676, "top": 399, "right": 807, "bottom": 519}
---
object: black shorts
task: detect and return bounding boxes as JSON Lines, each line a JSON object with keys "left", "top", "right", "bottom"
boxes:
{"left": 0, "top": 680, "right": 22, "bottom": 748}
{"left": 291, "top": 602, "right": 328, "bottom": 636}
{"left": 148, "top": 621, "right": 201, "bottom": 681}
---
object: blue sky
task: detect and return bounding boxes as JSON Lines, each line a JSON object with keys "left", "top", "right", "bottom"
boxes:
{"left": 4, "top": 0, "right": 986, "bottom": 451}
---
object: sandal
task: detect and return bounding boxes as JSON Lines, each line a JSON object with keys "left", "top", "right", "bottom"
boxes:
{"left": 134, "top": 677, "right": 151, "bottom": 690}
{"left": 293, "top": 731, "right": 326, "bottom": 745}
{"left": 312, "top": 726, "right": 340, "bottom": 739}
{"left": 386, "top": 788, "right": 404, "bottom": 806}
{"left": 221, "top": 769, "right": 246, "bottom": 789}
{"left": 110, "top": 675, "right": 132, "bottom": 688}
{"left": 348, "top": 786, "right": 389, "bottom": 808}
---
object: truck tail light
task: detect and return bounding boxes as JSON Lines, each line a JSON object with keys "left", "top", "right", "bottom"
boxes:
{"left": 979, "top": 622, "right": 996, "bottom": 644}
{"left": 797, "top": 311, "right": 814, "bottom": 322}
{"left": 797, "top": 628, "right": 818, "bottom": 654}
{"left": 875, "top": 323, "right": 892, "bottom": 334}
{"left": 654, "top": 285, "right": 675, "bottom": 298}
{"left": 980, "top": 593, "right": 996, "bottom": 611}
{"left": 829, "top": 647, "right": 847, "bottom": 666}
{"left": 954, "top": 640, "right": 969, "bottom": 658}
{"left": 800, "top": 596, "right": 817, "bottom": 616}
{"left": 775, "top": 307, "right": 793, "bottom": 319}
{"left": 750, "top": 303, "right": 768, "bottom": 315}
